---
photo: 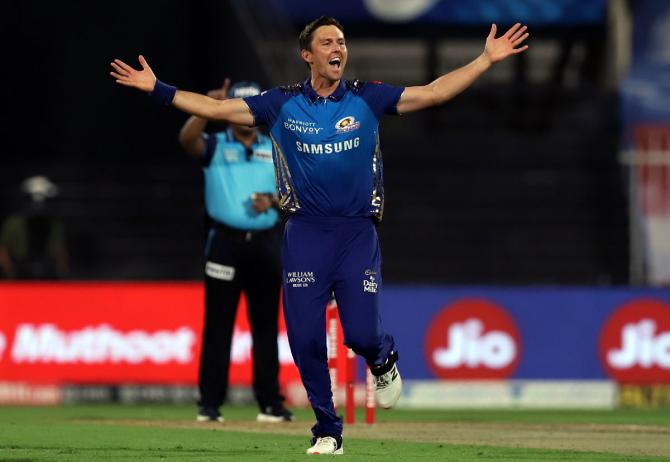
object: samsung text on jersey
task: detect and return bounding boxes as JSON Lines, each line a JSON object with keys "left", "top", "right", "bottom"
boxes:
{"left": 296, "top": 137, "right": 361, "bottom": 154}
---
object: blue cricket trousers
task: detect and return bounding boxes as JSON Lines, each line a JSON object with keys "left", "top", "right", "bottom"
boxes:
{"left": 282, "top": 215, "right": 396, "bottom": 437}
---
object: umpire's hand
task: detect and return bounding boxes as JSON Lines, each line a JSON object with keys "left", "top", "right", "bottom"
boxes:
{"left": 251, "top": 193, "right": 274, "bottom": 213}
{"left": 207, "top": 78, "right": 231, "bottom": 101}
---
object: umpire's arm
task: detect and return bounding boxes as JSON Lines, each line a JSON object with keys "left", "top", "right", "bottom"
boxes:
{"left": 179, "top": 80, "right": 234, "bottom": 157}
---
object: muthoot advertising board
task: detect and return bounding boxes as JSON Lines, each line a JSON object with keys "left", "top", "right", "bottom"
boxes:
{"left": 0, "top": 283, "right": 300, "bottom": 385}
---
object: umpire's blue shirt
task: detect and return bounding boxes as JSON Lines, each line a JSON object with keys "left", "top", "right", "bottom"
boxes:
{"left": 244, "top": 79, "right": 403, "bottom": 221}
{"left": 202, "top": 129, "right": 279, "bottom": 230}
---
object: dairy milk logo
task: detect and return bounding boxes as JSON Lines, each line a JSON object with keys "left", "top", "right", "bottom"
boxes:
{"left": 363, "top": 269, "right": 378, "bottom": 294}
{"left": 424, "top": 299, "right": 521, "bottom": 379}
{"left": 600, "top": 299, "right": 670, "bottom": 383}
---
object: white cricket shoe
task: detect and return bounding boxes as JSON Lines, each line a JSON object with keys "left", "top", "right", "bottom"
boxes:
{"left": 373, "top": 363, "right": 402, "bottom": 409}
{"left": 306, "top": 436, "right": 343, "bottom": 455}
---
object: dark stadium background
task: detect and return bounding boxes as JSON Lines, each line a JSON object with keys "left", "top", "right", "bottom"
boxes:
{"left": 0, "top": 0, "right": 628, "bottom": 284}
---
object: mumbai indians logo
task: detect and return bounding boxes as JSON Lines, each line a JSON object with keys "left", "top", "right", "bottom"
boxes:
{"left": 335, "top": 116, "right": 360, "bottom": 134}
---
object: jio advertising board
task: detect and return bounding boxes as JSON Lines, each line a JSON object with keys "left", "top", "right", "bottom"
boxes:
{"left": 382, "top": 286, "right": 670, "bottom": 384}
{"left": 1, "top": 283, "right": 670, "bottom": 386}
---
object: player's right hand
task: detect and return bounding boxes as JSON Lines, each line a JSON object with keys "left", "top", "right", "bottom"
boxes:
{"left": 110, "top": 55, "right": 157, "bottom": 93}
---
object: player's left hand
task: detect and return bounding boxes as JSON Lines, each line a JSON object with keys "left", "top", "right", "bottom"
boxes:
{"left": 483, "top": 23, "right": 529, "bottom": 65}
{"left": 251, "top": 193, "right": 274, "bottom": 213}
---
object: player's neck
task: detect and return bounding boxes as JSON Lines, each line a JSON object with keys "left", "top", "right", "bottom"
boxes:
{"left": 310, "top": 75, "right": 341, "bottom": 97}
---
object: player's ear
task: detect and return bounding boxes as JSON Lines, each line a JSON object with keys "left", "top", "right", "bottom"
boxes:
{"left": 300, "top": 49, "right": 313, "bottom": 66}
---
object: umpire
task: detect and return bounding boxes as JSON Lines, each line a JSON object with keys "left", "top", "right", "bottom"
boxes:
{"left": 179, "top": 79, "right": 292, "bottom": 423}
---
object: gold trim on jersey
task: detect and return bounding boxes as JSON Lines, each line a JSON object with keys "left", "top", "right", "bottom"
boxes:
{"left": 270, "top": 134, "right": 301, "bottom": 212}
{"left": 370, "top": 133, "right": 384, "bottom": 221}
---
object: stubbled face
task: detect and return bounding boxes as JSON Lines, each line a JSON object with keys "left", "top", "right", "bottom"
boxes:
{"left": 302, "top": 25, "right": 347, "bottom": 82}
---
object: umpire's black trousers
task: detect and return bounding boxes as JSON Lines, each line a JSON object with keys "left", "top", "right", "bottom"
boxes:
{"left": 198, "top": 222, "right": 283, "bottom": 411}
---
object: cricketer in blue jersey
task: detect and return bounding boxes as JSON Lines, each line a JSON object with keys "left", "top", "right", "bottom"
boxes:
{"left": 111, "top": 16, "right": 529, "bottom": 455}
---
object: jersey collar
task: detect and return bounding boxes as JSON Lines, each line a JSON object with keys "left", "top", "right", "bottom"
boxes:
{"left": 303, "top": 79, "right": 347, "bottom": 104}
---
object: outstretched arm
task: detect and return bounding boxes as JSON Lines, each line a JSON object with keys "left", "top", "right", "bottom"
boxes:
{"left": 110, "top": 56, "right": 255, "bottom": 126}
{"left": 396, "top": 23, "right": 529, "bottom": 114}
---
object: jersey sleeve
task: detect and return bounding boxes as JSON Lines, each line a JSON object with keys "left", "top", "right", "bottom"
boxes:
{"left": 358, "top": 81, "right": 405, "bottom": 118}
{"left": 243, "top": 87, "right": 288, "bottom": 128}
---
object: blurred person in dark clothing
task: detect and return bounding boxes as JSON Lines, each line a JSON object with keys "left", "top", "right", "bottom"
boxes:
{"left": 0, "top": 175, "right": 68, "bottom": 279}
{"left": 179, "top": 79, "right": 292, "bottom": 424}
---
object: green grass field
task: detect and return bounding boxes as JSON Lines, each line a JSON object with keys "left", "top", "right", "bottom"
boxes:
{"left": 2, "top": 404, "right": 670, "bottom": 461}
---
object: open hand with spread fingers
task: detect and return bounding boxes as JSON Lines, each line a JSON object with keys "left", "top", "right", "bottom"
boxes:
{"left": 484, "top": 23, "right": 529, "bottom": 65}
{"left": 110, "top": 55, "right": 157, "bottom": 93}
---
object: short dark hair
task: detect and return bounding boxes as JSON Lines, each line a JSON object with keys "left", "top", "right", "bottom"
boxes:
{"left": 299, "top": 16, "right": 344, "bottom": 52}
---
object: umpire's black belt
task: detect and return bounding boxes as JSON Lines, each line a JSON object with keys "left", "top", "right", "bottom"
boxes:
{"left": 212, "top": 221, "right": 278, "bottom": 242}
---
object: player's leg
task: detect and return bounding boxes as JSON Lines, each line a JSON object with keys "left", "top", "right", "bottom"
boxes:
{"left": 197, "top": 229, "right": 242, "bottom": 421}
{"left": 281, "top": 217, "right": 342, "bottom": 441}
{"left": 333, "top": 219, "right": 402, "bottom": 408}
{"left": 242, "top": 228, "right": 292, "bottom": 421}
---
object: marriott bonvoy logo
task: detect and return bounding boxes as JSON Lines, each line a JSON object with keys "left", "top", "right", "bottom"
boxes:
{"left": 7, "top": 324, "right": 197, "bottom": 364}
{"left": 284, "top": 118, "right": 324, "bottom": 135}
{"left": 600, "top": 299, "right": 670, "bottom": 382}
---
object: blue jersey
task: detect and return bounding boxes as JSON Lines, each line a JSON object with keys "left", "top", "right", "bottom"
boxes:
{"left": 201, "top": 129, "right": 279, "bottom": 230}
{"left": 244, "top": 79, "right": 403, "bottom": 220}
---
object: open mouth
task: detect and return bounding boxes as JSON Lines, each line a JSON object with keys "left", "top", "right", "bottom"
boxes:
{"left": 328, "top": 57, "right": 342, "bottom": 68}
